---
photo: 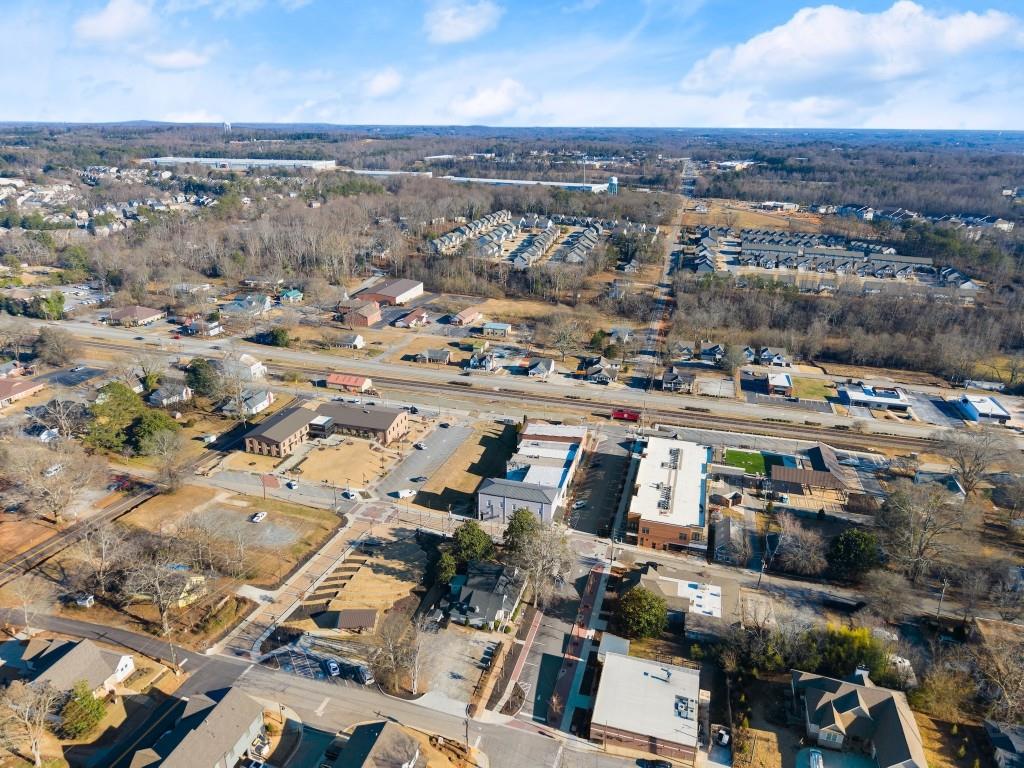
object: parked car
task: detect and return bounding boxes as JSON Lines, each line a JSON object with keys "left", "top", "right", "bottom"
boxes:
{"left": 354, "top": 666, "right": 374, "bottom": 685}
{"left": 439, "top": 422, "right": 450, "bottom": 428}
{"left": 396, "top": 489, "right": 415, "bottom": 499}
{"left": 286, "top": 480, "right": 298, "bottom": 490}
{"left": 325, "top": 659, "right": 341, "bottom": 677}
{"left": 571, "top": 500, "right": 587, "bottom": 511}
{"left": 409, "top": 406, "right": 419, "bottom": 414}
{"left": 411, "top": 476, "right": 427, "bottom": 483}
{"left": 414, "top": 442, "right": 426, "bottom": 450}
{"left": 250, "top": 511, "right": 267, "bottom": 523}
{"left": 70, "top": 365, "right": 85, "bottom": 372}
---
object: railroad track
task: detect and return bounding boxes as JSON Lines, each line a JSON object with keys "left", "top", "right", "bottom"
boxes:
{"left": 80, "top": 337, "right": 933, "bottom": 452}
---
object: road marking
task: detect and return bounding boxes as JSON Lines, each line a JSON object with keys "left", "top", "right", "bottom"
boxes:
{"left": 239, "top": 663, "right": 254, "bottom": 678}
{"left": 315, "top": 696, "right": 330, "bottom": 717}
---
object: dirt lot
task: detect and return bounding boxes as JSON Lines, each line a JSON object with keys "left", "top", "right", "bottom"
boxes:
{"left": 418, "top": 422, "right": 516, "bottom": 511}
{"left": 295, "top": 437, "right": 394, "bottom": 487}
{"left": 681, "top": 198, "right": 823, "bottom": 232}
{"left": 815, "top": 361, "right": 949, "bottom": 388}
{"left": 119, "top": 486, "right": 340, "bottom": 586}
{"left": 223, "top": 451, "right": 282, "bottom": 473}
{"left": 915, "top": 714, "right": 987, "bottom": 768}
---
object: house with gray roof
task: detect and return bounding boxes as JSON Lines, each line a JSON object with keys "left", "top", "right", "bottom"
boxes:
{"left": 328, "top": 720, "right": 421, "bottom": 767}
{"left": 791, "top": 668, "right": 926, "bottom": 768}
{"left": 449, "top": 562, "right": 524, "bottom": 629}
{"left": 128, "top": 687, "right": 265, "bottom": 768}
{"left": 0, "top": 637, "right": 134, "bottom": 696}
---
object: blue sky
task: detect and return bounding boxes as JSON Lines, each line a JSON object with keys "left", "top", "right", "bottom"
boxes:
{"left": 3, "top": 0, "right": 1023, "bottom": 128}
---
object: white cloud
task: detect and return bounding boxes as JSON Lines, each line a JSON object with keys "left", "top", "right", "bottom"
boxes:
{"left": 364, "top": 67, "right": 403, "bottom": 98}
{"left": 424, "top": 0, "right": 503, "bottom": 44}
{"left": 74, "top": 0, "right": 153, "bottom": 43}
{"left": 682, "top": 1, "right": 1022, "bottom": 95}
{"left": 449, "top": 77, "right": 527, "bottom": 120}
{"left": 145, "top": 48, "right": 210, "bottom": 70}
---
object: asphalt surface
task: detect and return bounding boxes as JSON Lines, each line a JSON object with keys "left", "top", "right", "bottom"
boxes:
{"left": 376, "top": 422, "right": 473, "bottom": 499}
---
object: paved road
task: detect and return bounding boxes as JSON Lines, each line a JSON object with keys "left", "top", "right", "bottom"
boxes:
{"left": 26, "top": 318, "right": 959, "bottom": 442}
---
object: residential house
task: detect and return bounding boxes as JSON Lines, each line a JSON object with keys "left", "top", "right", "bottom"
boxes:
{"left": 181, "top": 319, "right": 223, "bottom": 337}
{"left": 415, "top": 349, "right": 451, "bottom": 365}
{"left": 279, "top": 288, "right": 304, "bottom": 304}
{"left": 468, "top": 352, "right": 496, "bottom": 372}
{"left": 580, "top": 355, "right": 619, "bottom": 384}
{"left": 481, "top": 321, "right": 512, "bottom": 338}
{"left": 212, "top": 353, "right": 266, "bottom": 382}
{"left": 326, "top": 373, "right": 374, "bottom": 393}
{"left": 0, "top": 378, "right": 45, "bottom": 409}
{"left": 660, "top": 366, "right": 696, "bottom": 393}
{"left": 126, "top": 687, "right": 265, "bottom": 768}
{"left": 757, "top": 347, "right": 790, "bottom": 367}
{"left": 108, "top": 305, "right": 166, "bottom": 327}
{"left": 0, "top": 637, "right": 134, "bottom": 697}
{"left": 699, "top": 343, "right": 724, "bottom": 364}
{"left": 791, "top": 668, "right": 926, "bottom": 768}
{"left": 452, "top": 307, "right": 482, "bottom": 327}
{"left": 328, "top": 721, "right": 421, "bottom": 768}
{"left": 984, "top": 721, "right": 1024, "bottom": 768}
{"left": 337, "top": 333, "right": 365, "bottom": 350}
{"left": 148, "top": 383, "right": 193, "bottom": 407}
{"left": 222, "top": 389, "right": 275, "bottom": 417}
{"left": 223, "top": 293, "right": 272, "bottom": 317}
{"left": 527, "top": 358, "right": 555, "bottom": 379}
{"left": 356, "top": 278, "right": 423, "bottom": 306}
{"left": 394, "top": 307, "right": 430, "bottom": 328}
{"left": 449, "top": 562, "right": 524, "bottom": 629}
{"left": 240, "top": 275, "right": 283, "bottom": 290}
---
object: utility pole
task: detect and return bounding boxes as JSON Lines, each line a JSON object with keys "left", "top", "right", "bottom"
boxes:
{"left": 936, "top": 577, "right": 950, "bottom": 620}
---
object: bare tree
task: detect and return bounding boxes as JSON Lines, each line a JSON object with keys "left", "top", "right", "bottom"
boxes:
{"left": 30, "top": 399, "right": 88, "bottom": 439}
{"left": 0, "top": 439, "right": 102, "bottom": 524}
{"left": 371, "top": 620, "right": 415, "bottom": 694}
{"left": 774, "top": 512, "right": 826, "bottom": 576}
{"left": 938, "top": 427, "right": 1010, "bottom": 496}
{"left": 32, "top": 326, "right": 74, "bottom": 367}
{"left": 515, "top": 523, "right": 573, "bottom": 609}
{"left": 876, "top": 480, "right": 971, "bottom": 584}
{"left": 76, "top": 525, "right": 130, "bottom": 595}
{"left": 0, "top": 681, "right": 61, "bottom": 767}
{"left": 972, "top": 634, "right": 1024, "bottom": 723}
{"left": 545, "top": 315, "right": 584, "bottom": 361}
{"left": 2, "top": 576, "right": 54, "bottom": 635}
{"left": 147, "top": 429, "right": 189, "bottom": 491}
{"left": 863, "top": 570, "right": 912, "bottom": 623}
{"left": 123, "top": 551, "right": 190, "bottom": 635}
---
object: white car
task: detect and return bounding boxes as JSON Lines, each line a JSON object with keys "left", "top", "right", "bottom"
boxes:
{"left": 571, "top": 500, "right": 587, "bottom": 511}
{"left": 396, "top": 489, "right": 416, "bottom": 499}
{"left": 250, "top": 511, "right": 267, "bottom": 523}
{"left": 326, "top": 659, "right": 341, "bottom": 677}
{"left": 286, "top": 480, "right": 298, "bottom": 490}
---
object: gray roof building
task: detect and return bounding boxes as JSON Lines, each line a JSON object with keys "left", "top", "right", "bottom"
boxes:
{"left": 476, "top": 477, "right": 558, "bottom": 505}
{"left": 129, "top": 688, "right": 265, "bottom": 768}
{"left": 4, "top": 637, "right": 131, "bottom": 693}
{"left": 245, "top": 405, "right": 314, "bottom": 445}
{"left": 450, "top": 562, "right": 524, "bottom": 628}
{"left": 329, "top": 720, "right": 422, "bottom": 767}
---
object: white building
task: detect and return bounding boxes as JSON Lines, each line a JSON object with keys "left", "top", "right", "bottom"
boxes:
{"left": 213, "top": 354, "right": 267, "bottom": 382}
{"left": 590, "top": 652, "right": 706, "bottom": 764}
{"left": 955, "top": 394, "right": 1011, "bottom": 425}
{"left": 629, "top": 437, "right": 710, "bottom": 553}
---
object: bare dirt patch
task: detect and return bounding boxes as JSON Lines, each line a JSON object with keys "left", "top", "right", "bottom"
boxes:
{"left": 418, "top": 422, "right": 516, "bottom": 512}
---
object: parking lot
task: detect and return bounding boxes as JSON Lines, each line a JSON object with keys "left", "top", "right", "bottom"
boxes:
{"left": 376, "top": 422, "right": 473, "bottom": 499}
{"left": 905, "top": 391, "right": 963, "bottom": 427}
{"left": 564, "top": 430, "right": 632, "bottom": 536}
{"left": 38, "top": 365, "right": 106, "bottom": 388}
{"left": 419, "top": 623, "right": 500, "bottom": 704}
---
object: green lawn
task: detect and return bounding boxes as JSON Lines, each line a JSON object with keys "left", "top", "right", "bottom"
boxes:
{"left": 724, "top": 449, "right": 767, "bottom": 475}
{"left": 791, "top": 377, "right": 835, "bottom": 400}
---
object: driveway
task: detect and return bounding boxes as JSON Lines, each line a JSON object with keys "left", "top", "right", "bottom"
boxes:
{"left": 420, "top": 624, "right": 499, "bottom": 704}
{"left": 38, "top": 365, "right": 105, "bottom": 388}
{"left": 377, "top": 423, "right": 472, "bottom": 499}
{"left": 565, "top": 431, "right": 632, "bottom": 536}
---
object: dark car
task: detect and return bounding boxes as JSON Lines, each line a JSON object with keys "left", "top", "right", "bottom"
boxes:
{"left": 439, "top": 422, "right": 450, "bottom": 428}
{"left": 134, "top": 336, "right": 144, "bottom": 340}
{"left": 637, "top": 760, "right": 673, "bottom": 768}
{"left": 411, "top": 476, "right": 428, "bottom": 483}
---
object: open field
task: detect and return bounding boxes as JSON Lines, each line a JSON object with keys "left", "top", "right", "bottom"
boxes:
{"left": 418, "top": 422, "right": 516, "bottom": 512}
{"left": 680, "top": 198, "right": 823, "bottom": 232}
{"left": 791, "top": 377, "right": 835, "bottom": 401}
{"left": 119, "top": 484, "right": 221, "bottom": 532}
{"left": 815, "top": 361, "right": 948, "bottom": 388}
{"left": 223, "top": 450, "right": 282, "bottom": 473}
{"left": 389, "top": 335, "right": 470, "bottom": 365}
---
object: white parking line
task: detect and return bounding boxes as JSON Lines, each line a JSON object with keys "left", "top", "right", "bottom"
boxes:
{"left": 315, "top": 696, "right": 330, "bottom": 717}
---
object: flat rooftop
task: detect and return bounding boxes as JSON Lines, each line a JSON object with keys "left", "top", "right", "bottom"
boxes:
{"left": 839, "top": 383, "right": 909, "bottom": 404}
{"left": 591, "top": 652, "right": 701, "bottom": 747}
{"left": 633, "top": 437, "right": 709, "bottom": 529}
{"left": 959, "top": 394, "right": 1011, "bottom": 418}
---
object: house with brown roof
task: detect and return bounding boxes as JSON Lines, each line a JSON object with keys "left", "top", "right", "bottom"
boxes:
{"left": 108, "top": 305, "right": 166, "bottom": 327}
{"left": 451, "top": 307, "right": 482, "bottom": 326}
{"left": 243, "top": 406, "right": 312, "bottom": 457}
{"left": 0, "top": 378, "right": 45, "bottom": 409}
{"left": 791, "top": 668, "right": 926, "bottom": 768}
{"left": 336, "top": 300, "right": 382, "bottom": 328}
{"left": 394, "top": 307, "right": 430, "bottom": 328}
